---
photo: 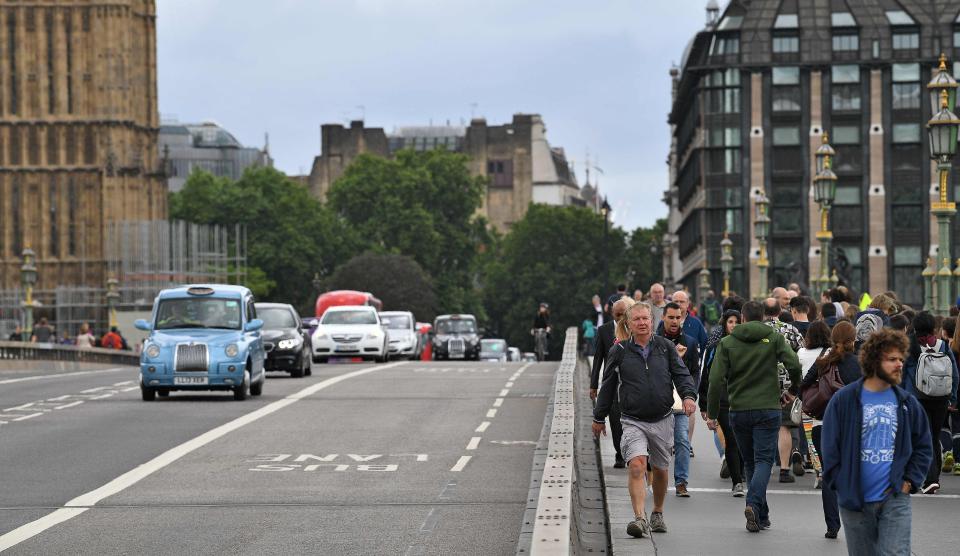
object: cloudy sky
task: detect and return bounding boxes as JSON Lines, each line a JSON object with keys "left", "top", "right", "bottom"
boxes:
{"left": 156, "top": 0, "right": 709, "bottom": 230}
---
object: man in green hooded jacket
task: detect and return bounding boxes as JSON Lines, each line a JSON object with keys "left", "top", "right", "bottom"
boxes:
{"left": 706, "top": 301, "right": 802, "bottom": 534}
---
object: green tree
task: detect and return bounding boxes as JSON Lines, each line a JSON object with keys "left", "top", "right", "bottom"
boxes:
{"left": 481, "top": 204, "right": 627, "bottom": 359}
{"left": 622, "top": 218, "right": 668, "bottom": 294}
{"left": 327, "top": 149, "right": 490, "bottom": 315}
{"left": 170, "top": 167, "right": 360, "bottom": 313}
{"left": 327, "top": 252, "right": 438, "bottom": 321}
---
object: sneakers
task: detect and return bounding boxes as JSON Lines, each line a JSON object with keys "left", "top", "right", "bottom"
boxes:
{"left": 790, "top": 450, "right": 805, "bottom": 477}
{"left": 759, "top": 518, "right": 771, "bottom": 530}
{"left": 825, "top": 529, "right": 839, "bottom": 539}
{"left": 650, "top": 511, "right": 668, "bottom": 533}
{"left": 689, "top": 446, "right": 695, "bottom": 458}
{"left": 613, "top": 455, "right": 625, "bottom": 469}
{"left": 627, "top": 514, "right": 651, "bottom": 538}
{"left": 921, "top": 482, "right": 940, "bottom": 494}
{"left": 732, "top": 483, "right": 745, "bottom": 497}
{"left": 720, "top": 457, "right": 730, "bottom": 479}
{"left": 814, "top": 476, "right": 822, "bottom": 490}
{"left": 954, "top": 463, "right": 960, "bottom": 476}
{"left": 778, "top": 469, "right": 795, "bottom": 483}
{"left": 744, "top": 506, "right": 760, "bottom": 533}
{"left": 943, "top": 452, "right": 956, "bottom": 473}
{"left": 675, "top": 482, "right": 690, "bottom": 497}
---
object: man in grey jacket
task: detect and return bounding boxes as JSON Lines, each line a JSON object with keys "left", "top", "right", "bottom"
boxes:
{"left": 593, "top": 302, "right": 698, "bottom": 539}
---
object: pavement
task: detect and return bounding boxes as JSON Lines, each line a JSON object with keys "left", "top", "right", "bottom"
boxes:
{"left": 0, "top": 359, "right": 558, "bottom": 555}
{"left": 597, "top": 410, "right": 960, "bottom": 555}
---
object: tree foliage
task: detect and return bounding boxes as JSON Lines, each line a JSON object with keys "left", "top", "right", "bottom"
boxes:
{"left": 327, "top": 252, "right": 438, "bottom": 321}
{"left": 170, "top": 167, "right": 360, "bottom": 313}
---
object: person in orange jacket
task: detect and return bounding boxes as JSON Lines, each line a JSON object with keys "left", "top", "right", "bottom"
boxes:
{"left": 101, "top": 326, "right": 124, "bottom": 350}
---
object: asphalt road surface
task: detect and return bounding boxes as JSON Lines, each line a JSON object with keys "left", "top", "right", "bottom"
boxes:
{"left": 0, "top": 359, "right": 557, "bottom": 555}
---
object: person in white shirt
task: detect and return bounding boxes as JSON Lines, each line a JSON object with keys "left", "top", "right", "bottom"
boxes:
{"left": 75, "top": 322, "right": 96, "bottom": 349}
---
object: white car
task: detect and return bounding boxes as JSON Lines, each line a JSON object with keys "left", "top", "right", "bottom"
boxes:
{"left": 380, "top": 311, "right": 420, "bottom": 360}
{"left": 312, "top": 306, "right": 388, "bottom": 363}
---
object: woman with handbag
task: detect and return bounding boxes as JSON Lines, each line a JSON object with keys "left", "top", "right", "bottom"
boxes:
{"left": 799, "top": 320, "right": 861, "bottom": 540}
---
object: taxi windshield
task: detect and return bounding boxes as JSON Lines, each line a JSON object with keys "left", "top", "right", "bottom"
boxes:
{"left": 155, "top": 297, "right": 242, "bottom": 330}
{"left": 436, "top": 319, "right": 476, "bottom": 334}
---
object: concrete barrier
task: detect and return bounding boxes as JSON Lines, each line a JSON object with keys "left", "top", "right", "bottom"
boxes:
{"left": 0, "top": 341, "right": 139, "bottom": 367}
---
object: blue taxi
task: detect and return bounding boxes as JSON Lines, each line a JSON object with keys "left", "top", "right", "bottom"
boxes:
{"left": 135, "top": 285, "right": 267, "bottom": 401}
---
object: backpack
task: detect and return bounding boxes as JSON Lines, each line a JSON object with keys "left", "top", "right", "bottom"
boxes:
{"left": 915, "top": 339, "right": 954, "bottom": 398}
{"left": 703, "top": 300, "right": 721, "bottom": 324}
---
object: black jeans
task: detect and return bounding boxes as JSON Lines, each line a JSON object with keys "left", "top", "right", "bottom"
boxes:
{"left": 919, "top": 397, "right": 950, "bottom": 485}
{"left": 812, "top": 424, "right": 841, "bottom": 533}
{"left": 610, "top": 398, "right": 624, "bottom": 460}
{"left": 717, "top": 408, "right": 743, "bottom": 485}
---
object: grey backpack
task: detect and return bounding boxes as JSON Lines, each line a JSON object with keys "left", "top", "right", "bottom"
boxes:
{"left": 916, "top": 340, "right": 953, "bottom": 398}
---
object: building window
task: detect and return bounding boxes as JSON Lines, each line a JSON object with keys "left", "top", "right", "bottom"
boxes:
{"left": 774, "top": 14, "right": 798, "bottom": 29}
{"left": 831, "top": 12, "right": 857, "bottom": 27}
{"left": 892, "top": 123, "right": 921, "bottom": 143}
{"left": 706, "top": 148, "right": 740, "bottom": 175}
{"left": 832, "top": 126, "right": 860, "bottom": 145}
{"left": 707, "top": 127, "right": 741, "bottom": 147}
{"left": 710, "top": 35, "right": 739, "bottom": 56}
{"left": 891, "top": 206, "right": 923, "bottom": 231}
{"left": 892, "top": 63, "right": 919, "bottom": 82}
{"left": 890, "top": 181, "right": 924, "bottom": 204}
{"left": 68, "top": 178, "right": 77, "bottom": 256}
{"left": 955, "top": 30, "right": 960, "bottom": 49}
{"left": 893, "top": 245, "right": 923, "bottom": 265}
{"left": 832, "top": 84, "right": 861, "bottom": 110}
{"left": 12, "top": 178, "right": 21, "bottom": 255}
{"left": 834, "top": 186, "right": 861, "bottom": 205}
{"left": 772, "top": 87, "right": 801, "bottom": 112}
{"left": 892, "top": 32, "right": 919, "bottom": 50}
{"left": 703, "top": 69, "right": 741, "bottom": 115}
{"left": 49, "top": 176, "right": 58, "bottom": 256}
{"left": 832, "top": 33, "right": 859, "bottom": 51}
{"left": 832, "top": 65, "right": 860, "bottom": 83}
{"left": 8, "top": 12, "right": 17, "bottom": 115}
{"left": 772, "top": 35, "right": 799, "bottom": 53}
{"left": 772, "top": 127, "right": 801, "bottom": 146}
{"left": 772, "top": 67, "right": 800, "bottom": 85}
{"left": 487, "top": 159, "right": 513, "bottom": 187}
{"left": 892, "top": 83, "right": 921, "bottom": 109}
{"left": 772, "top": 209, "right": 804, "bottom": 233}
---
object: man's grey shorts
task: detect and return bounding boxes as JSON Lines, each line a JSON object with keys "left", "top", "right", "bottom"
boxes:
{"left": 620, "top": 414, "right": 674, "bottom": 469}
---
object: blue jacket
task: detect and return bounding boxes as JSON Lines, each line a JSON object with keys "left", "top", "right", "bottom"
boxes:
{"left": 821, "top": 379, "right": 932, "bottom": 512}
{"left": 902, "top": 339, "right": 959, "bottom": 406}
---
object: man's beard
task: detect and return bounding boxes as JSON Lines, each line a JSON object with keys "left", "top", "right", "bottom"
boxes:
{"left": 875, "top": 366, "right": 901, "bottom": 386}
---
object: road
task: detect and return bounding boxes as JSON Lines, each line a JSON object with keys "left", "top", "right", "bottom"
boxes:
{"left": 0, "top": 359, "right": 557, "bottom": 555}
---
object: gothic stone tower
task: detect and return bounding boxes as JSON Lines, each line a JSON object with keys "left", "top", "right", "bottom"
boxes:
{"left": 0, "top": 0, "right": 167, "bottom": 290}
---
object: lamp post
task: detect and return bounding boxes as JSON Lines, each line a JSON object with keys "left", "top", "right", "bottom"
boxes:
{"left": 698, "top": 261, "right": 711, "bottom": 307}
{"left": 754, "top": 192, "right": 771, "bottom": 300}
{"left": 20, "top": 249, "right": 37, "bottom": 335}
{"left": 601, "top": 198, "right": 611, "bottom": 297}
{"left": 106, "top": 277, "right": 120, "bottom": 329}
{"left": 813, "top": 132, "right": 838, "bottom": 295}
{"left": 720, "top": 231, "right": 733, "bottom": 297}
{"left": 927, "top": 53, "right": 960, "bottom": 316}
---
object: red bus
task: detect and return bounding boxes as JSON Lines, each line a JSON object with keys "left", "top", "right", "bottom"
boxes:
{"left": 315, "top": 290, "right": 383, "bottom": 318}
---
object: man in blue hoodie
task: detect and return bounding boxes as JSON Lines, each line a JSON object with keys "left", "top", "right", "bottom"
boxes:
{"left": 821, "top": 329, "right": 932, "bottom": 556}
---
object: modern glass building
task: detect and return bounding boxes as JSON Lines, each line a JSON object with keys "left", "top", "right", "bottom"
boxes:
{"left": 664, "top": 0, "right": 960, "bottom": 307}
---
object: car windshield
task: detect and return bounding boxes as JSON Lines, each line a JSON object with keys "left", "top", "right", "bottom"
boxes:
{"left": 436, "top": 319, "right": 476, "bottom": 334}
{"left": 322, "top": 310, "right": 378, "bottom": 325}
{"left": 155, "top": 297, "right": 242, "bottom": 330}
{"left": 382, "top": 315, "right": 411, "bottom": 329}
{"left": 259, "top": 307, "right": 298, "bottom": 329}
{"left": 480, "top": 340, "right": 505, "bottom": 351}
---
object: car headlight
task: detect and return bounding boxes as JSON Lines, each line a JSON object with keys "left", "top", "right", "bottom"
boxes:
{"left": 314, "top": 333, "right": 329, "bottom": 340}
{"left": 366, "top": 332, "right": 382, "bottom": 340}
{"left": 225, "top": 344, "right": 239, "bottom": 358}
{"left": 145, "top": 344, "right": 161, "bottom": 359}
{"left": 278, "top": 338, "right": 301, "bottom": 350}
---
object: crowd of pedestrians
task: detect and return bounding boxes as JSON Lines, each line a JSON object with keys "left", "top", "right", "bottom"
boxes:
{"left": 7, "top": 319, "right": 130, "bottom": 350}
{"left": 587, "top": 282, "right": 957, "bottom": 555}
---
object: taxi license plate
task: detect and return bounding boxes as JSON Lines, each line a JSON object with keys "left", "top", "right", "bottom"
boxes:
{"left": 174, "top": 376, "right": 208, "bottom": 385}
{"left": 449, "top": 353, "right": 464, "bottom": 359}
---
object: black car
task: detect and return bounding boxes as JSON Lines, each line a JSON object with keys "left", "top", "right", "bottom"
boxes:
{"left": 431, "top": 314, "right": 481, "bottom": 361}
{"left": 255, "top": 302, "right": 312, "bottom": 378}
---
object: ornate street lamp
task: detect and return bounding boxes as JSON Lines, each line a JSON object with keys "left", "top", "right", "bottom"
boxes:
{"left": 106, "top": 277, "right": 120, "bottom": 329}
{"left": 20, "top": 249, "right": 37, "bottom": 335}
{"left": 813, "top": 132, "right": 837, "bottom": 295}
{"left": 698, "top": 261, "right": 711, "bottom": 307}
{"left": 754, "top": 192, "right": 771, "bottom": 300}
{"left": 720, "top": 231, "right": 733, "bottom": 298}
{"left": 927, "top": 54, "right": 960, "bottom": 316}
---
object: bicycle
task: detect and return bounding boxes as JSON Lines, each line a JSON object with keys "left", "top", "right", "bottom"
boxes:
{"left": 532, "top": 328, "right": 549, "bottom": 362}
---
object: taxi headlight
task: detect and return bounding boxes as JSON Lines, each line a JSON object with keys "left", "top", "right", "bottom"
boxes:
{"left": 225, "top": 344, "right": 239, "bottom": 358}
{"left": 278, "top": 338, "right": 301, "bottom": 350}
{"left": 145, "top": 344, "right": 161, "bottom": 359}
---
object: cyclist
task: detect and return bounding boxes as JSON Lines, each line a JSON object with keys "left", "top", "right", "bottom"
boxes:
{"left": 532, "top": 303, "right": 552, "bottom": 360}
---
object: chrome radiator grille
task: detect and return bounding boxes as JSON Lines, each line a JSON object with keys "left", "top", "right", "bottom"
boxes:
{"left": 175, "top": 343, "right": 209, "bottom": 372}
{"left": 448, "top": 338, "right": 465, "bottom": 355}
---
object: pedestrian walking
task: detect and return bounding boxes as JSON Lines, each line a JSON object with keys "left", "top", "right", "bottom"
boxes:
{"left": 799, "top": 321, "right": 861, "bottom": 539}
{"left": 31, "top": 317, "right": 55, "bottom": 343}
{"left": 593, "top": 302, "right": 697, "bottom": 538}
{"left": 648, "top": 283, "right": 667, "bottom": 333}
{"left": 699, "top": 309, "right": 745, "bottom": 497}
{"left": 699, "top": 290, "right": 722, "bottom": 334}
{"left": 590, "top": 296, "right": 636, "bottom": 468}
{"left": 75, "top": 323, "right": 96, "bottom": 350}
{"left": 707, "top": 301, "right": 802, "bottom": 533}
{"left": 900, "top": 311, "right": 959, "bottom": 493}
{"left": 944, "top": 319, "right": 960, "bottom": 475}
{"left": 760, "top": 299, "right": 805, "bottom": 483}
{"left": 658, "top": 301, "right": 701, "bottom": 497}
{"left": 821, "top": 329, "right": 933, "bottom": 556}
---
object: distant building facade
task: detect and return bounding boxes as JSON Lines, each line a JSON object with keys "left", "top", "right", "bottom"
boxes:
{"left": 0, "top": 1, "right": 167, "bottom": 290}
{"left": 159, "top": 121, "right": 272, "bottom": 192}
{"left": 308, "top": 114, "right": 587, "bottom": 231}
{"left": 665, "top": 0, "right": 960, "bottom": 308}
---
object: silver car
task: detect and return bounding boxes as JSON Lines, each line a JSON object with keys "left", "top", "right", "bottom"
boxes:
{"left": 479, "top": 339, "right": 508, "bottom": 362}
{"left": 380, "top": 311, "right": 420, "bottom": 360}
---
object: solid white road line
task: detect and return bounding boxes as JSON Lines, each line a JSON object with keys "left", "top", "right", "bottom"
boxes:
{"left": 450, "top": 456, "right": 472, "bottom": 472}
{"left": 486, "top": 409, "right": 497, "bottom": 418}
{"left": 465, "top": 437, "right": 481, "bottom": 450}
{"left": 475, "top": 421, "right": 490, "bottom": 433}
{"left": 0, "top": 361, "right": 404, "bottom": 552}
{"left": 0, "top": 367, "right": 131, "bottom": 386}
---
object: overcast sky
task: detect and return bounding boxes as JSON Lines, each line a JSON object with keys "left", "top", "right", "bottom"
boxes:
{"left": 156, "top": 0, "right": 709, "bottom": 230}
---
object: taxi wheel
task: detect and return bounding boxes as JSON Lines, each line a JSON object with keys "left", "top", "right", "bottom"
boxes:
{"left": 250, "top": 372, "right": 264, "bottom": 396}
{"left": 233, "top": 372, "right": 249, "bottom": 401}
{"left": 141, "top": 386, "right": 156, "bottom": 402}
